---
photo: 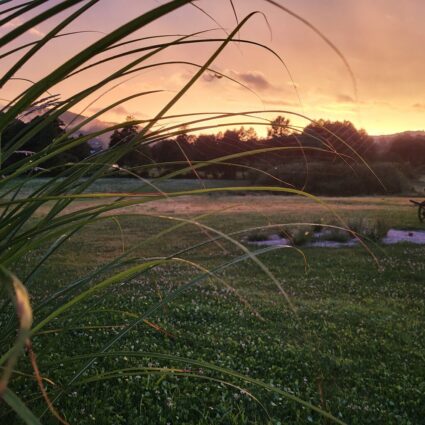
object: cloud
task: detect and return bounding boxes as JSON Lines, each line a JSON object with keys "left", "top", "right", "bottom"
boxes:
{"left": 263, "top": 98, "right": 299, "bottom": 108}
{"left": 89, "top": 105, "right": 133, "bottom": 116}
{"left": 29, "top": 27, "right": 45, "bottom": 37}
{"left": 232, "top": 70, "right": 271, "bottom": 90}
{"left": 413, "top": 103, "right": 425, "bottom": 110}
{"left": 335, "top": 94, "right": 355, "bottom": 103}
{"left": 317, "top": 104, "right": 356, "bottom": 114}
{"left": 111, "top": 105, "right": 133, "bottom": 116}
{"left": 2, "top": 18, "right": 45, "bottom": 37}
{"left": 3, "top": 19, "right": 20, "bottom": 30}
{"left": 202, "top": 73, "right": 223, "bottom": 83}
{"left": 202, "top": 69, "right": 272, "bottom": 91}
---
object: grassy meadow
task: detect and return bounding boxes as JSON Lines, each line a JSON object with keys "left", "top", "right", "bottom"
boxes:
{"left": 2, "top": 178, "right": 424, "bottom": 424}
{"left": 3, "top": 2, "right": 425, "bottom": 424}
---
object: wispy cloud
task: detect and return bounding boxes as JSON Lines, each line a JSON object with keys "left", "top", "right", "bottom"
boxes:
{"left": 202, "top": 69, "right": 273, "bottom": 91}
{"left": 89, "top": 105, "right": 134, "bottom": 117}
{"left": 412, "top": 102, "right": 425, "bottom": 110}
{"left": 110, "top": 105, "right": 133, "bottom": 116}
{"left": 231, "top": 70, "right": 271, "bottom": 90}
{"left": 28, "top": 27, "right": 45, "bottom": 37}
{"left": 336, "top": 94, "right": 355, "bottom": 103}
{"left": 263, "top": 98, "right": 299, "bottom": 107}
{"left": 2, "top": 18, "right": 45, "bottom": 37}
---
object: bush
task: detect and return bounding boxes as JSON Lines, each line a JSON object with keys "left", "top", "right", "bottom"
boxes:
{"left": 250, "top": 161, "right": 411, "bottom": 195}
{"left": 348, "top": 217, "right": 390, "bottom": 241}
{"left": 320, "top": 228, "right": 353, "bottom": 242}
{"left": 246, "top": 232, "right": 270, "bottom": 242}
{"left": 284, "top": 225, "right": 314, "bottom": 246}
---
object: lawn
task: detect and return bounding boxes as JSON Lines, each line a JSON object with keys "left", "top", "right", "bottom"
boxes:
{"left": 2, "top": 179, "right": 425, "bottom": 424}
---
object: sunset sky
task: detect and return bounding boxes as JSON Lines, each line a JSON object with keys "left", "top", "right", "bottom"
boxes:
{"left": 2, "top": 0, "right": 425, "bottom": 136}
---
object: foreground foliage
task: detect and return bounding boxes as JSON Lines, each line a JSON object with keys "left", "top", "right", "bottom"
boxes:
{"left": 1, "top": 1, "right": 421, "bottom": 424}
{"left": 1, "top": 187, "right": 424, "bottom": 424}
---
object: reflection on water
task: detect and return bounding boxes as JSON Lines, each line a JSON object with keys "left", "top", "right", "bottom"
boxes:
{"left": 248, "top": 228, "right": 425, "bottom": 248}
{"left": 382, "top": 229, "right": 425, "bottom": 245}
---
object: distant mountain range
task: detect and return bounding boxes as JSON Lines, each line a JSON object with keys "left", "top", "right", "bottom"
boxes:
{"left": 40, "top": 109, "right": 425, "bottom": 152}
{"left": 370, "top": 131, "right": 425, "bottom": 154}
{"left": 21, "top": 109, "right": 115, "bottom": 150}
{"left": 59, "top": 111, "right": 115, "bottom": 150}
{"left": 372, "top": 130, "right": 425, "bottom": 143}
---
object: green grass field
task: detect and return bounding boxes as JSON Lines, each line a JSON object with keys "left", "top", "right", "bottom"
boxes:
{"left": 2, "top": 179, "right": 425, "bottom": 424}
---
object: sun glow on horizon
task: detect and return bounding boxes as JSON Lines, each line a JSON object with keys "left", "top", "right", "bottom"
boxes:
{"left": 1, "top": 0, "right": 424, "bottom": 137}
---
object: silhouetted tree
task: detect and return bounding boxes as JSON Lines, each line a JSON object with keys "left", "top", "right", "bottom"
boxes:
{"left": 268, "top": 115, "right": 291, "bottom": 138}
{"left": 1, "top": 113, "right": 91, "bottom": 172}
{"left": 26, "top": 116, "right": 66, "bottom": 152}
{"left": 109, "top": 119, "right": 153, "bottom": 174}
{"left": 386, "top": 135, "right": 425, "bottom": 169}
{"left": 302, "top": 119, "right": 373, "bottom": 160}
{"left": 239, "top": 126, "right": 258, "bottom": 142}
{"left": 109, "top": 120, "right": 139, "bottom": 150}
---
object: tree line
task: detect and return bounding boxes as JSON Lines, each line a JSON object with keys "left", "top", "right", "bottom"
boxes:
{"left": 109, "top": 116, "right": 423, "bottom": 194}
{"left": 1, "top": 112, "right": 91, "bottom": 172}
{"left": 3, "top": 113, "right": 425, "bottom": 195}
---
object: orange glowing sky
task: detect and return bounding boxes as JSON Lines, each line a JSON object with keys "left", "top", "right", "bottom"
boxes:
{"left": 2, "top": 0, "right": 425, "bottom": 136}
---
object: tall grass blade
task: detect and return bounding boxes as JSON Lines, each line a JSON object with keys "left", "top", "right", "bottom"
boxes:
{"left": 2, "top": 388, "right": 42, "bottom": 425}
{"left": 0, "top": 0, "right": 100, "bottom": 87}
{"left": 0, "top": 268, "right": 32, "bottom": 392}
{"left": 0, "top": 0, "right": 86, "bottom": 52}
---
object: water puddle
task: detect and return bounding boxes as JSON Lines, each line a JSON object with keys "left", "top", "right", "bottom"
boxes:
{"left": 248, "top": 228, "right": 425, "bottom": 248}
{"left": 251, "top": 235, "right": 291, "bottom": 247}
{"left": 382, "top": 229, "right": 425, "bottom": 245}
{"left": 308, "top": 239, "right": 359, "bottom": 248}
